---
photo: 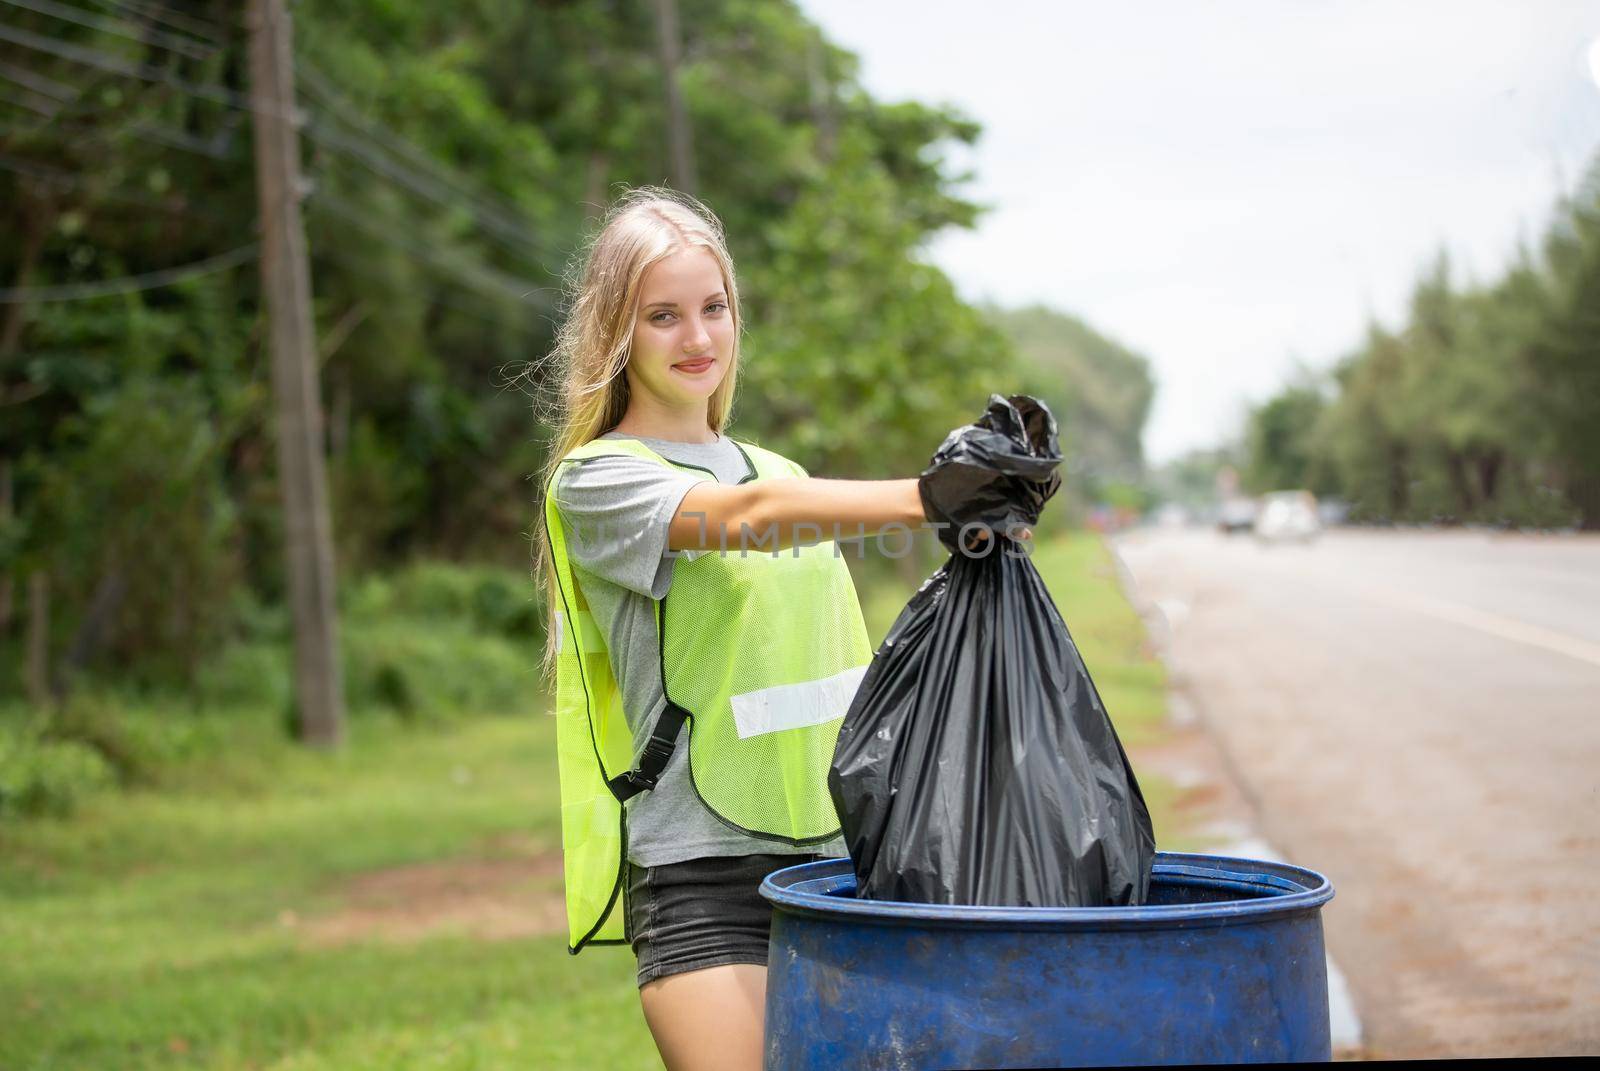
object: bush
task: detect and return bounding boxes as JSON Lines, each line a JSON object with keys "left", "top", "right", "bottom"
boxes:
{"left": 0, "top": 559, "right": 550, "bottom": 824}
{"left": 22, "top": 692, "right": 244, "bottom": 789}
{"left": 343, "top": 560, "right": 543, "bottom": 641}
{"left": 341, "top": 618, "right": 538, "bottom": 723}
{"left": 21, "top": 376, "right": 244, "bottom": 687}
{"left": 0, "top": 716, "right": 116, "bottom": 819}
{"left": 193, "top": 640, "right": 292, "bottom": 713}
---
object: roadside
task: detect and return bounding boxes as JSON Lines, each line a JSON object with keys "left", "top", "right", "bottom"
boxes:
{"left": 1105, "top": 536, "right": 1366, "bottom": 1059}
{"left": 1112, "top": 525, "right": 1600, "bottom": 1060}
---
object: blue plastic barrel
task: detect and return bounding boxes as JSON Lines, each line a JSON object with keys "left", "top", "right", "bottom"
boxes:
{"left": 761, "top": 852, "right": 1335, "bottom": 1069}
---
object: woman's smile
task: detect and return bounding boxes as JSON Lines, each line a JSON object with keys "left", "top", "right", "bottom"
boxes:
{"left": 673, "top": 356, "right": 715, "bottom": 374}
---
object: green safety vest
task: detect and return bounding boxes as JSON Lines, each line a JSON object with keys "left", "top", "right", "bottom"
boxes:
{"left": 544, "top": 435, "right": 874, "bottom": 953}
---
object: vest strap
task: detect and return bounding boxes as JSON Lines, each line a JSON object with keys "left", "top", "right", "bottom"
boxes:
{"left": 606, "top": 698, "right": 692, "bottom": 802}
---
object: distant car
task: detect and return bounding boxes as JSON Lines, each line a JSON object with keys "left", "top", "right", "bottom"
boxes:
{"left": 1153, "top": 503, "right": 1191, "bottom": 528}
{"left": 1316, "top": 497, "right": 1349, "bottom": 527}
{"left": 1254, "top": 490, "right": 1321, "bottom": 543}
{"left": 1217, "top": 497, "right": 1258, "bottom": 534}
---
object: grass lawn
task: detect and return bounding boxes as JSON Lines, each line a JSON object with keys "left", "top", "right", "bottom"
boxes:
{"left": 0, "top": 531, "right": 1177, "bottom": 1069}
{"left": 0, "top": 711, "right": 656, "bottom": 1070}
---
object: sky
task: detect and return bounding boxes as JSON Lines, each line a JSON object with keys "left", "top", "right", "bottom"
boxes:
{"left": 798, "top": 0, "right": 1600, "bottom": 464}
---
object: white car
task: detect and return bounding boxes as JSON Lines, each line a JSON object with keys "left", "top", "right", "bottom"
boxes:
{"left": 1217, "top": 497, "right": 1258, "bottom": 534}
{"left": 1253, "top": 491, "right": 1321, "bottom": 543}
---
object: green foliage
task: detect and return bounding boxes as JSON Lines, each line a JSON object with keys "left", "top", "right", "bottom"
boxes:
{"left": 1528, "top": 161, "right": 1600, "bottom": 523}
{"left": 193, "top": 640, "right": 295, "bottom": 714}
{"left": 1098, "top": 481, "right": 1155, "bottom": 513}
{"left": 1148, "top": 445, "right": 1246, "bottom": 513}
{"left": 194, "top": 560, "right": 546, "bottom": 726}
{"left": 1242, "top": 380, "right": 1330, "bottom": 495}
{"left": 14, "top": 693, "right": 243, "bottom": 797}
{"left": 0, "top": 0, "right": 1158, "bottom": 796}
{"left": 343, "top": 560, "right": 543, "bottom": 641}
{"left": 0, "top": 0, "right": 1037, "bottom": 710}
{"left": 20, "top": 374, "right": 245, "bottom": 685}
{"left": 1240, "top": 159, "right": 1600, "bottom": 529}
{"left": 985, "top": 304, "right": 1156, "bottom": 521}
{"left": 341, "top": 620, "right": 536, "bottom": 723}
{"left": 0, "top": 713, "right": 116, "bottom": 819}
{"left": 739, "top": 128, "right": 1008, "bottom": 475}
{"left": 988, "top": 305, "right": 1155, "bottom": 474}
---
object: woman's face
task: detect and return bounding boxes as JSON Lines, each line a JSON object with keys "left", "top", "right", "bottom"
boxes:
{"left": 626, "top": 247, "right": 735, "bottom": 409}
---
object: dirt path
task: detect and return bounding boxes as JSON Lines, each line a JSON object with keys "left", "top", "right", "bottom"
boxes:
{"left": 290, "top": 833, "right": 568, "bottom": 947}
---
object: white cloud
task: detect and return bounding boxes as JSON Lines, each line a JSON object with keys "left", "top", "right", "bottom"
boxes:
{"left": 799, "top": 0, "right": 1600, "bottom": 462}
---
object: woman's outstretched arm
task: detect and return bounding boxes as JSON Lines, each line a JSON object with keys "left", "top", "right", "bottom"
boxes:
{"left": 667, "top": 477, "right": 925, "bottom": 553}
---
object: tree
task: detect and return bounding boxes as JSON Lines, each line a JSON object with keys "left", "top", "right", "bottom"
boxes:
{"left": 985, "top": 303, "right": 1155, "bottom": 518}
{"left": 1242, "top": 378, "right": 1329, "bottom": 496}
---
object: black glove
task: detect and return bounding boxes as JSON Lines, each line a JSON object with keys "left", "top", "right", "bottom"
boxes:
{"left": 917, "top": 394, "right": 1063, "bottom": 553}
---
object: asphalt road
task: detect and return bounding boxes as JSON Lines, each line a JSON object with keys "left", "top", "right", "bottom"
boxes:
{"left": 1111, "top": 526, "right": 1599, "bottom": 1060}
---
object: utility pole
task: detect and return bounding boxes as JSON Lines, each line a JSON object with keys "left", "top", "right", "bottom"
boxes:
{"left": 805, "top": 28, "right": 836, "bottom": 164}
{"left": 246, "top": 0, "right": 344, "bottom": 747}
{"left": 651, "top": 0, "right": 697, "bottom": 195}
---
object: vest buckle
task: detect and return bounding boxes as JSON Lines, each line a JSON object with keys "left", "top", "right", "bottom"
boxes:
{"left": 606, "top": 700, "right": 692, "bottom": 803}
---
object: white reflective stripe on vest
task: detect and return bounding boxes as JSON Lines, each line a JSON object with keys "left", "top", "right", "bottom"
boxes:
{"left": 729, "top": 665, "right": 869, "bottom": 740}
{"left": 553, "top": 608, "right": 606, "bottom": 656}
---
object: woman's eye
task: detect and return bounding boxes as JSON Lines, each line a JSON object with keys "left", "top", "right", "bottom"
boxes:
{"left": 651, "top": 312, "right": 673, "bottom": 323}
{"left": 706, "top": 302, "right": 727, "bottom": 314}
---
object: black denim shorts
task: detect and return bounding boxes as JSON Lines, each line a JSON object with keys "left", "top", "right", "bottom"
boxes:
{"left": 625, "top": 852, "right": 832, "bottom": 988}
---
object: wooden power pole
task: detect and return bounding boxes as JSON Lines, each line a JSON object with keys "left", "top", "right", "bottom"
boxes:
{"left": 246, "top": 0, "right": 344, "bottom": 747}
{"left": 652, "top": 0, "right": 698, "bottom": 195}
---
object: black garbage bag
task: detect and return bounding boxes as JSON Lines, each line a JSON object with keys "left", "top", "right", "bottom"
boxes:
{"left": 829, "top": 393, "right": 1156, "bottom": 907}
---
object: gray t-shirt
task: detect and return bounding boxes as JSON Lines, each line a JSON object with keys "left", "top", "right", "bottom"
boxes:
{"left": 551, "top": 429, "right": 848, "bottom": 867}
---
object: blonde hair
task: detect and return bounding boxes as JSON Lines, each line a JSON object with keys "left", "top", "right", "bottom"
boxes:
{"left": 528, "top": 186, "right": 744, "bottom": 683}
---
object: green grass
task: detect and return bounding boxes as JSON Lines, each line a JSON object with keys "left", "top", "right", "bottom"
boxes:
{"left": 1024, "top": 533, "right": 1170, "bottom": 750}
{"left": 0, "top": 712, "right": 658, "bottom": 1070}
{"left": 1024, "top": 534, "right": 1184, "bottom": 848}
{"left": 1, "top": 533, "right": 1181, "bottom": 1069}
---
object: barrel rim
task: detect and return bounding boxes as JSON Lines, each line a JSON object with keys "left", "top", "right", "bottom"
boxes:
{"left": 759, "top": 851, "right": 1334, "bottom": 929}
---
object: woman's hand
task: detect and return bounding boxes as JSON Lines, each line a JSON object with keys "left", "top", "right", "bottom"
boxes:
{"left": 964, "top": 524, "right": 1033, "bottom": 552}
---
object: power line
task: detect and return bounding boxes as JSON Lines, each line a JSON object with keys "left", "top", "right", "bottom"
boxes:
{"left": 0, "top": 87, "right": 241, "bottom": 160}
{"left": 0, "top": 57, "right": 75, "bottom": 101}
{"left": 0, "top": 150, "right": 244, "bottom": 225}
{"left": 301, "top": 113, "right": 561, "bottom": 269}
{"left": 295, "top": 57, "right": 549, "bottom": 257}
{"left": 309, "top": 185, "right": 552, "bottom": 310}
{"left": 0, "top": 80, "right": 58, "bottom": 117}
{"left": 0, "top": 1, "right": 236, "bottom": 136}
{"left": 318, "top": 240, "right": 545, "bottom": 341}
{"left": 0, "top": 242, "right": 258, "bottom": 302}
{"left": 0, "top": 28, "right": 562, "bottom": 271}
{"left": 0, "top": 111, "right": 238, "bottom": 160}
{"left": 0, "top": 149, "right": 74, "bottom": 183}
{"left": 2, "top": 13, "right": 569, "bottom": 311}
{"left": 0, "top": 20, "right": 292, "bottom": 120}
{"left": 1, "top": 0, "right": 215, "bottom": 60}
{"left": 84, "top": 0, "right": 228, "bottom": 45}
{"left": 0, "top": 148, "right": 547, "bottom": 325}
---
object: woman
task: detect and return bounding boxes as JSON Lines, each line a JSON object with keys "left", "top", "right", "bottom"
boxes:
{"left": 533, "top": 187, "right": 1023, "bottom": 1071}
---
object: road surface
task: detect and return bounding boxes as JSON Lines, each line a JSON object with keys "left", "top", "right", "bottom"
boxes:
{"left": 1111, "top": 526, "right": 1599, "bottom": 1060}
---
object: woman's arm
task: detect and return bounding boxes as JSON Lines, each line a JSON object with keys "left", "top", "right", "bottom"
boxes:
{"left": 667, "top": 477, "right": 925, "bottom": 552}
